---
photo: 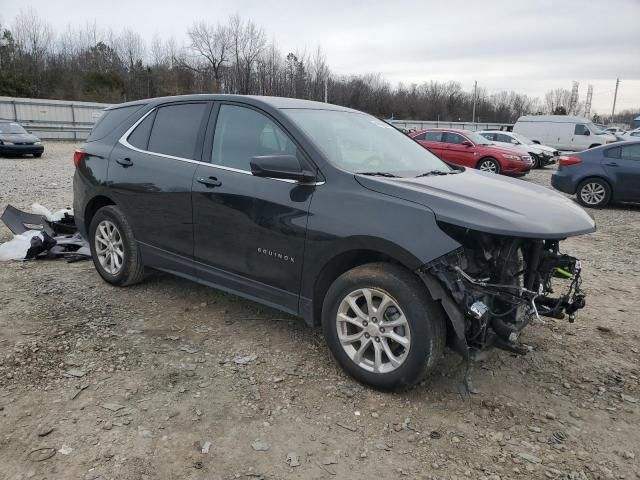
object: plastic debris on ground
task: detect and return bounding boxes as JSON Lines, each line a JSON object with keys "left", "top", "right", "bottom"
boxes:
{"left": 0, "top": 204, "right": 90, "bottom": 262}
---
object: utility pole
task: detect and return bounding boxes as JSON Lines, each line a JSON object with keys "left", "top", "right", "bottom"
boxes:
{"left": 611, "top": 77, "right": 620, "bottom": 122}
{"left": 324, "top": 78, "right": 328, "bottom": 103}
{"left": 471, "top": 80, "right": 477, "bottom": 123}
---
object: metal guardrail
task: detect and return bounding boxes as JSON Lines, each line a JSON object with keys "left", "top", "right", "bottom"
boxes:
{"left": 0, "top": 96, "right": 110, "bottom": 141}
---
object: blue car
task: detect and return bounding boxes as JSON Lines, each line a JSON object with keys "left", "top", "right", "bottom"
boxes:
{"left": 551, "top": 141, "right": 640, "bottom": 208}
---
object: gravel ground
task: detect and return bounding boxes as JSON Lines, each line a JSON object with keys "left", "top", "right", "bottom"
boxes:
{"left": 1, "top": 143, "right": 639, "bottom": 480}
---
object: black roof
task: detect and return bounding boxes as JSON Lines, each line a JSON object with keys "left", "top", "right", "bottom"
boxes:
{"left": 107, "top": 94, "right": 358, "bottom": 113}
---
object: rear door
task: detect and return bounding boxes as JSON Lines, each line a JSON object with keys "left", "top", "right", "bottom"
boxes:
{"left": 414, "top": 131, "right": 446, "bottom": 158}
{"left": 108, "top": 101, "right": 211, "bottom": 272}
{"left": 442, "top": 132, "right": 476, "bottom": 167}
{"left": 602, "top": 144, "right": 640, "bottom": 201}
{"left": 191, "top": 103, "right": 315, "bottom": 313}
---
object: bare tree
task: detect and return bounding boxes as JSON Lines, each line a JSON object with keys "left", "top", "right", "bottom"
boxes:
{"left": 187, "top": 21, "right": 230, "bottom": 93}
{"left": 229, "top": 14, "right": 266, "bottom": 94}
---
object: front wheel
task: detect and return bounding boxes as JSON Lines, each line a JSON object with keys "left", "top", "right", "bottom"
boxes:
{"left": 477, "top": 157, "right": 500, "bottom": 174}
{"left": 322, "top": 263, "right": 446, "bottom": 390}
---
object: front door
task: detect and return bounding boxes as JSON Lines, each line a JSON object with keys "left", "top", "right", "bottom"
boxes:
{"left": 108, "top": 102, "right": 211, "bottom": 273}
{"left": 191, "top": 103, "right": 315, "bottom": 313}
{"left": 442, "top": 132, "right": 477, "bottom": 167}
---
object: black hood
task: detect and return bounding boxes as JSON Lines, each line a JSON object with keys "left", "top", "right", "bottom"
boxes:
{"left": 0, "top": 133, "right": 41, "bottom": 143}
{"left": 356, "top": 169, "right": 596, "bottom": 239}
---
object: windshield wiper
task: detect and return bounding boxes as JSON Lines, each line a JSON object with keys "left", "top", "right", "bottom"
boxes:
{"left": 415, "top": 170, "right": 456, "bottom": 177}
{"left": 356, "top": 171, "right": 400, "bottom": 178}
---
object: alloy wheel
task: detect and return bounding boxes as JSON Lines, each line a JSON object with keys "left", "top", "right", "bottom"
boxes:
{"left": 479, "top": 160, "right": 498, "bottom": 173}
{"left": 336, "top": 288, "right": 411, "bottom": 373}
{"left": 95, "top": 220, "right": 124, "bottom": 275}
{"left": 580, "top": 182, "right": 606, "bottom": 205}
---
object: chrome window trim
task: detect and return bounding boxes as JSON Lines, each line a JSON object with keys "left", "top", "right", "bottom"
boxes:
{"left": 118, "top": 107, "right": 324, "bottom": 186}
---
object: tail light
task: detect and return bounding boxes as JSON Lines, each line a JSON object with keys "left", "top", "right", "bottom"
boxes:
{"left": 559, "top": 156, "right": 582, "bottom": 166}
{"left": 73, "top": 149, "right": 85, "bottom": 168}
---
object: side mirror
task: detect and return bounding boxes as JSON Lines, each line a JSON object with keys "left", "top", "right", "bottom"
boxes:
{"left": 584, "top": 130, "right": 590, "bottom": 136}
{"left": 511, "top": 139, "right": 519, "bottom": 144}
{"left": 461, "top": 141, "right": 473, "bottom": 147}
{"left": 250, "top": 154, "right": 316, "bottom": 183}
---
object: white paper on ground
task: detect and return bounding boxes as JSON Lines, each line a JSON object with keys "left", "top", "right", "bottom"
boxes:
{"left": 31, "top": 203, "right": 73, "bottom": 222}
{"left": 0, "top": 230, "right": 42, "bottom": 261}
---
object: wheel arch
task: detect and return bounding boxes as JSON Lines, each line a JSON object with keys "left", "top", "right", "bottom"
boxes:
{"left": 310, "top": 248, "right": 418, "bottom": 326}
{"left": 84, "top": 195, "right": 116, "bottom": 233}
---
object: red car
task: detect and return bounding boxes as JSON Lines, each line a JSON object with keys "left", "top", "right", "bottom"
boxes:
{"left": 410, "top": 128, "right": 533, "bottom": 175}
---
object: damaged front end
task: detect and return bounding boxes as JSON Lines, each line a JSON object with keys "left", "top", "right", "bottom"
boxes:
{"left": 419, "top": 223, "right": 586, "bottom": 357}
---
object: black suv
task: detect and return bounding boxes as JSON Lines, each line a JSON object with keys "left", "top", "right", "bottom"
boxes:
{"left": 74, "top": 95, "right": 595, "bottom": 389}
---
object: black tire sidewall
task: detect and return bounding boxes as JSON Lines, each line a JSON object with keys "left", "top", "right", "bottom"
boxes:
{"left": 576, "top": 178, "right": 611, "bottom": 208}
{"left": 321, "top": 263, "right": 444, "bottom": 390}
{"left": 88, "top": 206, "right": 140, "bottom": 286}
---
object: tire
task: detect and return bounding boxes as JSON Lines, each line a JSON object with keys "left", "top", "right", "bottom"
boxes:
{"left": 34, "top": 153, "right": 43, "bottom": 158}
{"left": 89, "top": 205, "right": 146, "bottom": 286}
{"left": 530, "top": 154, "right": 540, "bottom": 169}
{"left": 321, "top": 262, "right": 446, "bottom": 390}
{"left": 477, "top": 157, "right": 500, "bottom": 174}
{"left": 576, "top": 178, "right": 611, "bottom": 208}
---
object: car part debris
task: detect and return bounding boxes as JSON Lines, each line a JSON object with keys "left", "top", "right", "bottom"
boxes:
{"left": 0, "top": 204, "right": 90, "bottom": 261}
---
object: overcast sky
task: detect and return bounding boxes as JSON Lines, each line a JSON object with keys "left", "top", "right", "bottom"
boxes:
{"left": 2, "top": 0, "right": 639, "bottom": 114}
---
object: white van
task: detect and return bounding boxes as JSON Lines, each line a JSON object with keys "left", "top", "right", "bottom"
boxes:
{"left": 513, "top": 115, "right": 617, "bottom": 151}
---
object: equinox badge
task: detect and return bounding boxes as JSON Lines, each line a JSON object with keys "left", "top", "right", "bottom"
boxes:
{"left": 257, "top": 247, "right": 295, "bottom": 263}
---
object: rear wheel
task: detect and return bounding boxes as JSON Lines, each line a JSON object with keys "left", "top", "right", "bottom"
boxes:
{"left": 89, "top": 205, "right": 145, "bottom": 286}
{"left": 576, "top": 178, "right": 611, "bottom": 208}
{"left": 322, "top": 263, "right": 446, "bottom": 390}
{"left": 478, "top": 157, "right": 500, "bottom": 174}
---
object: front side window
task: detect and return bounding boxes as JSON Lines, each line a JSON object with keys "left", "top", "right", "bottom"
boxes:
{"left": 574, "top": 124, "right": 589, "bottom": 135}
{"left": 620, "top": 144, "right": 640, "bottom": 161}
{"left": 497, "top": 133, "right": 515, "bottom": 143}
{"left": 212, "top": 105, "right": 297, "bottom": 171}
{"left": 423, "top": 131, "right": 444, "bottom": 142}
{"left": 444, "top": 132, "right": 466, "bottom": 145}
{"left": 480, "top": 132, "right": 495, "bottom": 141}
{"left": 147, "top": 103, "right": 208, "bottom": 159}
{"left": 285, "top": 109, "right": 448, "bottom": 176}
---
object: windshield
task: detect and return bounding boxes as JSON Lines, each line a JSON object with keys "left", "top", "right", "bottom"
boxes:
{"left": 464, "top": 130, "right": 492, "bottom": 145}
{"left": 587, "top": 123, "right": 604, "bottom": 134}
{"left": 0, "top": 122, "right": 28, "bottom": 134}
{"left": 511, "top": 132, "right": 533, "bottom": 144}
{"left": 285, "top": 109, "right": 450, "bottom": 176}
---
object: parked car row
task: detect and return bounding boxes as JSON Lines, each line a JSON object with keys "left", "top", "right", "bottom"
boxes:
{"left": 409, "top": 128, "right": 537, "bottom": 176}
{"left": 0, "top": 120, "right": 44, "bottom": 158}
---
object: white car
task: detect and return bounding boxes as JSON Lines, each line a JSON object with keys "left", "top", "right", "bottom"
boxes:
{"left": 513, "top": 115, "right": 617, "bottom": 151}
{"left": 478, "top": 130, "right": 559, "bottom": 169}
{"left": 604, "top": 126, "right": 627, "bottom": 136}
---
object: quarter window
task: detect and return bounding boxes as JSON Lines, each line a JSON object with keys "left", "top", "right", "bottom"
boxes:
{"left": 604, "top": 147, "right": 621, "bottom": 159}
{"left": 212, "top": 105, "right": 297, "bottom": 171}
{"left": 127, "top": 111, "right": 155, "bottom": 150}
{"left": 147, "top": 103, "right": 208, "bottom": 159}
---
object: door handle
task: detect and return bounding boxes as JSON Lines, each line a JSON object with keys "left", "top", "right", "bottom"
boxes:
{"left": 197, "top": 176, "right": 222, "bottom": 188}
{"left": 116, "top": 157, "right": 133, "bottom": 167}
{"left": 605, "top": 162, "right": 619, "bottom": 167}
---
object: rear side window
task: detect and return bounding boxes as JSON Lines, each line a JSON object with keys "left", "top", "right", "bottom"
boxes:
{"left": 212, "top": 104, "right": 297, "bottom": 171}
{"left": 87, "top": 105, "right": 144, "bottom": 142}
{"left": 620, "top": 144, "right": 640, "bottom": 161}
{"left": 413, "top": 132, "right": 427, "bottom": 141}
{"left": 423, "top": 131, "right": 443, "bottom": 142}
{"left": 147, "top": 103, "right": 208, "bottom": 159}
{"left": 604, "top": 147, "right": 621, "bottom": 159}
{"left": 480, "top": 133, "right": 495, "bottom": 141}
{"left": 127, "top": 111, "right": 156, "bottom": 150}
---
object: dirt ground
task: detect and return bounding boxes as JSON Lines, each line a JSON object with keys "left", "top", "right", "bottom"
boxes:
{"left": 1, "top": 142, "right": 639, "bottom": 480}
